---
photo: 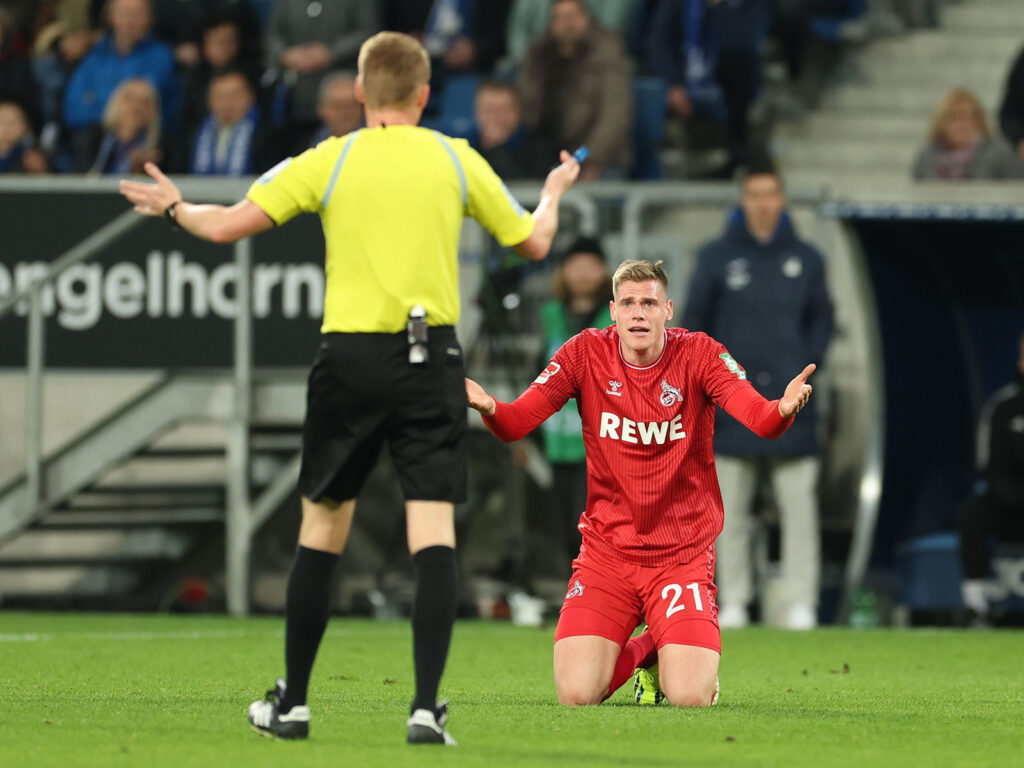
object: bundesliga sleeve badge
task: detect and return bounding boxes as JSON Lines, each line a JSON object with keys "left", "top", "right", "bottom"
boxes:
{"left": 534, "top": 361, "right": 561, "bottom": 385}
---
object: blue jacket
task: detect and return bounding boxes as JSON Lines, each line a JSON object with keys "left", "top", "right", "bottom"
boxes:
{"left": 682, "top": 210, "right": 833, "bottom": 456}
{"left": 63, "top": 34, "right": 178, "bottom": 130}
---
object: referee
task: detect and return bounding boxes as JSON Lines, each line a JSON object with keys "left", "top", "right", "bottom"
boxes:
{"left": 120, "top": 31, "right": 580, "bottom": 746}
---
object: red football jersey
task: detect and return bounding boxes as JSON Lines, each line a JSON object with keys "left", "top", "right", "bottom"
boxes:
{"left": 531, "top": 326, "right": 769, "bottom": 567}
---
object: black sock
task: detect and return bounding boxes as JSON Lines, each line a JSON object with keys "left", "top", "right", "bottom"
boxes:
{"left": 410, "top": 545, "right": 458, "bottom": 714}
{"left": 282, "top": 545, "right": 339, "bottom": 713}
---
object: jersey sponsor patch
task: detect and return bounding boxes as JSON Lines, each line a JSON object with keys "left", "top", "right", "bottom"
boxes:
{"left": 719, "top": 353, "right": 747, "bottom": 380}
{"left": 599, "top": 412, "right": 686, "bottom": 444}
{"left": 256, "top": 157, "right": 292, "bottom": 185}
{"left": 534, "top": 361, "right": 561, "bottom": 384}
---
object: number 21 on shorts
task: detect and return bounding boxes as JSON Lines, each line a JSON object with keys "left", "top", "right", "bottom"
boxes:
{"left": 661, "top": 582, "right": 704, "bottom": 617}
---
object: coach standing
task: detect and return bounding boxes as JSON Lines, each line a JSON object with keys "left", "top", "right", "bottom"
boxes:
{"left": 120, "top": 31, "right": 580, "bottom": 746}
{"left": 682, "top": 160, "right": 833, "bottom": 631}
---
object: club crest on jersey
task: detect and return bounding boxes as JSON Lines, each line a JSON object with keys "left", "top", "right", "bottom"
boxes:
{"left": 606, "top": 380, "right": 623, "bottom": 397}
{"left": 534, "top": 361, "right": 561, "bottom": 384}
{"left": 565, "top": 579, "right": 585, "bottom": 600}
{"left": 659, "top": 380, "right": 682, "bottom": 406}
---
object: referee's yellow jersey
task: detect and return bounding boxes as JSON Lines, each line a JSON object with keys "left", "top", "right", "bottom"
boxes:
{"left": 246, "top": 125, "right": 535, "bottom": 334}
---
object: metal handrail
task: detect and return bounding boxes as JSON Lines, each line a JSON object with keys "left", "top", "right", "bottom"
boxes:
{"left": 0, "top": 208, "right": 144, "bottom": 318}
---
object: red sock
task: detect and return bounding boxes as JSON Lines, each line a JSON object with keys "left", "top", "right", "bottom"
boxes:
{"left": 602, "top": 631, "right": 657, "bottom": 702}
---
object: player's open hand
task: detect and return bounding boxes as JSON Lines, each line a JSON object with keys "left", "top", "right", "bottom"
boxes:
{"left": 119, "top": 162, "right": 182, "bottom": 217}
{"left": 465, "top": 377, "right": 496, "bottom": 417}
{"left": 778, "top": 363, "right": 815, "bottom": 418}
{"left": 543, "top": 150, "right": 581, "bottom": 198}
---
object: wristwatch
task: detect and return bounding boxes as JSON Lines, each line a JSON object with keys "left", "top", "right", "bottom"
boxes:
{"left": 164, "top": 200, "right": 181, "bottom": 226}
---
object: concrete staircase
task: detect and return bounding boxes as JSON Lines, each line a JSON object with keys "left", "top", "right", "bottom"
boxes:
{"left": 774, "top": 0, "right": 1024, "bottom": 187}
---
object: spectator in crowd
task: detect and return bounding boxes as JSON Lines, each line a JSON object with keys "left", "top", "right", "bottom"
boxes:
{"left": 682, "top": 160, "right": 833, "bottom": 630}
{"left": 912, "top": 88, "right": 1024, "bottom": 180}
{"left": 180, "top": 12, "right": 258, "bottom": 146}
{"left": 384, "top": 0, "right": 514, "bottom": 76}
{"left": 519, "top": 0, "right": 632, "bottom": 179}
{"left": 647, "top": 0, "right": 768, "bottom": 177}
{"left": 468, "top": 80, "right": 551, "bottom": 179}
{"left": 998, "top": 46, "right": 1024, "bottom": 163}
{"left": 0, "top": 5, "right": 40, "bottom": 125}
{"left": 0, "top": 99, "right": 49, "bottom": 173}
{"left": 505, "top": 0, "right": 641, "bottom": 67}
{"left": 190, "top": 69, "right": 269, "bottom": 176}
{"left": 265, "top": 0, "right": 380, "bottom": 130}
{"left": 309, "top": 71, "right": 361, "bottom": 146}
{"left": 538, "top": 236, "right": 613, "bottom": 568}
{"left": 151, "top": 0, "right": 259, "bottom": 68}
{"left": 30, "top": 0, "right": 103, "bottom": 128}
{"left": 767, "top": 0, "right": 847, "bottom": 103}
{"left": 83, "top": 77, "right": 161, "bottom": 174}
{"left": 960, "top": 332, "right": 1024, "bottom": 624}
{"left": 62, "top": 0, "right": 177, "bottom": 133}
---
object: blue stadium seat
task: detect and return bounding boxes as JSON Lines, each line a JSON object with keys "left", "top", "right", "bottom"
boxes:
{"left": 632, "top": 77, "right": 667, "bottom": 180}
{"left": 897, "top": 532, "right": 1024, "bottom": 614}
{"left": 810, "top": 0, "right": 868, "bottom": 41}
{"left": 437, "top": 74, "right": 481, "bottom": 139}
{"left": 895, "top": 532, "right": 964, "bottom": 610}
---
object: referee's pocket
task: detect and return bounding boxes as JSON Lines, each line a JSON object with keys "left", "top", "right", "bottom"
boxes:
{"left": 442, "top": 343, "right": 466, "bottom": 415}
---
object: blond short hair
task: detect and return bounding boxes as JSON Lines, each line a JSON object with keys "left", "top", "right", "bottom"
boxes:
{"left": 357, "top": 32, "right": 431, "bottom": 109}
{"left": 929, "top": 88, "right": 990, "bottom": 145}
{"left": 612, "top": 259, "right": 669, "bottom": 299}
{"left": 102, "top": 78, "right": 161, "bottom": 150}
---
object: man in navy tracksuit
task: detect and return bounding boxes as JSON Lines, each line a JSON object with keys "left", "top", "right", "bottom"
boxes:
{"left": 683, "top": 161, "right": 833, "bottom": 629}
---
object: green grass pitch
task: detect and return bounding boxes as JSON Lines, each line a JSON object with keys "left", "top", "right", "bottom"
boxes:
{"left": 1, "top": 612, "right": 1021, "bottom": 768}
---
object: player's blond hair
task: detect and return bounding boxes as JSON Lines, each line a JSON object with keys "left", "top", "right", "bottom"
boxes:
{"left": 612, "top": 259, "right": 669, "bottom": 299}
{"left": 357, "top": 32, "right": 431, "bottom": 110}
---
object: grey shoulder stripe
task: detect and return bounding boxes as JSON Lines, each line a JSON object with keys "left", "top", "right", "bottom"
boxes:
{"left": 322, "top": 129, "right": 362, "bottom": 208}
{"left": 431, "top": 130, "right": 467, "bottom": 208}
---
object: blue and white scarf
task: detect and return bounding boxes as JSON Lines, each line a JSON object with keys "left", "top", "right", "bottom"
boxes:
{"left": 191, "top": 105, "right": 259, "bottom": 176}
{"left": 684, "top": 0, "right": 725, "bottom": 119}
{"left": 423, "top": 0, "right": 471, "bottom": 57}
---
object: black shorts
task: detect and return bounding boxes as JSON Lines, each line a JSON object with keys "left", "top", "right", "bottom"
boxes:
{"left": 298, "top": 327, "right": 467, "bottom": 504}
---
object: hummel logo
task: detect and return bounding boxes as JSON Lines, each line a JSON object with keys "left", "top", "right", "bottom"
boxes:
{"left": 606, "top": 380, "right": 623, "bottom": 397}
{"left": 659, "top": 380, "right": 682, "bottom": 407}
{"left": 565, "top": 579, "right": 585, "bottom": 599}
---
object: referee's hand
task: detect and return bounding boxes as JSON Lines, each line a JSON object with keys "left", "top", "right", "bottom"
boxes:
{"left": 465, "top": 377, "right": 497, "bottom": 417}
{"left": 543, "top": 150, "right": 582, "bottom": 198}
{"left": 119, "top": 162, "right": 182, "bottom": 217}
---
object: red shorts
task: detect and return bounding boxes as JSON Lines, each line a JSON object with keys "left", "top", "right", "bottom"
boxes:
{"left": 553, "top": 541, "right": 720, "bottom": 654}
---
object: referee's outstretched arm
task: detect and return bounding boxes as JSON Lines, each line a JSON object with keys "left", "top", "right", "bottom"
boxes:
{"left": 119, "top": 149, "right": 580, "bottom": 252}
{"left": 120, "top": 162, "right": 275, "bottom": 243}
{"left": 511, "top": 149, "right": 580, "bottom": 261}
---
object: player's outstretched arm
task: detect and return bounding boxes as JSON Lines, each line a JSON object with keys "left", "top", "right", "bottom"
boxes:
{"left": 466, "top": 377, "right": 559, "bottom": 442}
{"left": 778, "top": 363, "right": 816, "bottom": 418}
{"left": 721, "top": 363, "right": 815, "bottom": 439}
{"left": 119, "top": 162, "right": 274, "bottom": 243}
{"left": 512, "top": 150, "right": 581, "bottom": 261}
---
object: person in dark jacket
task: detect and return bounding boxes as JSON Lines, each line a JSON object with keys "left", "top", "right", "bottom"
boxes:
{"left": 682, "top": 160, "right": 833, "bottom": 629}
{"left": 998, "top": 45, "right": 1024, "bottom": 163}
{"left": 959, "top": 332, "right": 1024, "bottom": 622}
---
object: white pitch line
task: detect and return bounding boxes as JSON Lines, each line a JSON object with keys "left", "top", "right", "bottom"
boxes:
{"left": 0, "top": 627, "right": 382, "bottom": 643}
